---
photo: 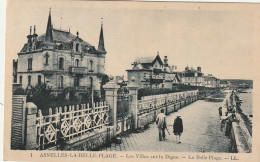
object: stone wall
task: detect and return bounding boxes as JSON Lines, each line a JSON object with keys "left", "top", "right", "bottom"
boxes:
{"left": 63, "top": 126, "right": 113, "bottom": 151}
{"left": 230, "top": 122, "right": 251, "bottom": 153}
{"left": 225, "top": 90, "right": 252, "bottom": 153}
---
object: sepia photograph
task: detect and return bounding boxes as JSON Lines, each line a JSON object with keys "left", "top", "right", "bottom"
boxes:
{"left": 3, "top": 0, "right": 260, "bottom": 161}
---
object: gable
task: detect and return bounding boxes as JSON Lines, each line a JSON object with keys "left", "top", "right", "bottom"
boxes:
{"left": 152, "top": 55, "right": 163, "bottom": 65}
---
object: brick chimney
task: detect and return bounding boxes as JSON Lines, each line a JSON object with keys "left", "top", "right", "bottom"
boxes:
{"left": 164, "top": 56, "right": 168, "bottom": 67}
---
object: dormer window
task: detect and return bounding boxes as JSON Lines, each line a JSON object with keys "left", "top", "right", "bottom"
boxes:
{"left": 76, "top": 43, "right": 79, "bottom": 52}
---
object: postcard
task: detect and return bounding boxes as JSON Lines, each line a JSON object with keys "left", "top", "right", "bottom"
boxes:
{"left": 4, "top": 0, "right": 260, "bottom": 161}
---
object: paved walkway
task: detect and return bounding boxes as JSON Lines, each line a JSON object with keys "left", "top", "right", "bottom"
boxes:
{"left": 103, "top": 100, "right": 230, "bottom": 152}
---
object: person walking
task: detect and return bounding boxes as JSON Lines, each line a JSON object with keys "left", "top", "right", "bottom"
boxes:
{"left": 218, "top": 107, "right": 222, "bottom": 116}
{"left": 156, "top": 109, "right": 167, "bottom": 141}
{"left": 173, "top": 116, "right": 183, "bottom": 144}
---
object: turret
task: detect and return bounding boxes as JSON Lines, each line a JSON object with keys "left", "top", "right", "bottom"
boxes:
{"left": 45, "top": 8, "right": 53, "bottom": 42}
{"left": 98, "top": 19, "right": 106, "bottom": 53}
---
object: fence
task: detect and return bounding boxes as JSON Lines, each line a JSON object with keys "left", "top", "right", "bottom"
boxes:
{"left": 11, "top": 79, "right": 199, "bottom": 150}
{"left": 36, "top": 102, "right": 110, "bottom": 149}
{"left": 137, "top": 90, "right": 198, "bottom": 114}
{"left": 137, "top": 90, "right": 198, "bottom": 129}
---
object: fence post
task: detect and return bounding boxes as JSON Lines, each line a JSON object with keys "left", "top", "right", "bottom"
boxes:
{"left": 103, "top": 77, "right": 120, "bottom": 137}
{"left": 127, "top": 77, "right": 139, "bottom": 129}
{"left": 25, "top": 102, "right": 38, "bottom": 150}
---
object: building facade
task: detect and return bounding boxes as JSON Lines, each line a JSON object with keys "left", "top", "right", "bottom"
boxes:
{"left": 204, "top": 74, "right": 220, "bottom": 88}
{"left": 126, "top": 53, "right": 179, "bottom": 89}
{"left": 14, "top": 10, "right": 106, "bottom": 94}
{"left": 126, "top": 54, "right": 222, "bottom": 89}
{"left": 180, "top": 66, "right": 205, "bottom": 86}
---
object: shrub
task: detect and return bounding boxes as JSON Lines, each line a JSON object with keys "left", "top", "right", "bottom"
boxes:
{"left": 26, "top": 84, "right": 54, "bottom": 112}
{"left": 13, "top": 87, "right": 26, "bottom": 95}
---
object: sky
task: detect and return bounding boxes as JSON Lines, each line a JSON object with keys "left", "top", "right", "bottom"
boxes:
{"left": 5, "top": 0, "right": 259, "bottom": 80}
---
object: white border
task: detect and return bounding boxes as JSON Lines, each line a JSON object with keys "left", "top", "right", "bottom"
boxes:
{"left": 1, "top": 0, "right": 260, "bottom": 161}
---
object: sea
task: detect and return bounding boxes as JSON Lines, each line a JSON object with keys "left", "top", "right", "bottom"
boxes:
{"left": 237, "top": 88, "right": 253, "bottom": 118}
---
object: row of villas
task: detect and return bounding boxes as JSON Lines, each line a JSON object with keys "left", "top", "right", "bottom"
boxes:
{"left": 126, "top": 54, "right": 220, "bottom": 89}
{"left": 13, "top": 10, "right": 106, "bottom": 95}
{"left": 13, "top": 9, "right": 220, "bottom": 95}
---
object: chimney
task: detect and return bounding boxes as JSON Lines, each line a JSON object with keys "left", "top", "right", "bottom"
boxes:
{"left": 32, "top": 25, "right": 38, "bottom": 42}
{"left": 26, "top": 26, "right": 33, "bottom": 51}
{"left": 27, "top": 26, "right": 32, "bottom": 43}
{"left": 163, "top": 56, "right": 168, "bottom": 67}
{"left": 197, "top": 66, "right": 201, "bottom": 72}
{"left": 185, "top": 65, "right": 189, "bottom": 71}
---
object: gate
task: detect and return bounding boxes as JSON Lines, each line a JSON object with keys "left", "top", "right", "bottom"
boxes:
{"left": 116, "top": 87, "right": 133, "bottom": 135}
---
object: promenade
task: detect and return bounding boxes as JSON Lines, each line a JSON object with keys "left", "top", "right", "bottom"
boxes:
{"left": 103, "top": 100, "right": 230, "bottom": 152}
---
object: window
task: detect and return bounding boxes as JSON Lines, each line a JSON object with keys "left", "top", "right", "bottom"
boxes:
{"left": 59, "top": 58, "right": 64, "bottom": 70}
{"left": 44, "top": 53, "right": 49, "bottom": 65}
{"left": 58, "top": 76, "right": 64, "bottom": 88}
{"left": 90, "top": 77, "right": 93, "bottom": 88}
{"left": 75, "top": 59, "right": 79, "bottom": 67}
{"left": 90, "top": 60, "right": 93, "bottom": 72}
{"left": 74, "top": 76, "right": 80, "bottom": 86}
{"left": 38, "top": 75, "right": 41, "bottom": 85}
{"left": 28, "top": 75, "right": 31, "bottom": 85}
{"left": 143, "top": 73, "right": 146, "bottom": 79}
{"left": 19, "top": 76, "right": 23, "bottom": 84}
{"left": 28, "top": 58, "right": 32, "bottom": 70}
{"left": 76, "top": 43, "right": 79, "bottom": 52}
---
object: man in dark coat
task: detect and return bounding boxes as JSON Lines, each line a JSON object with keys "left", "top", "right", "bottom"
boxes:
{"left": 173, "top": 116, "right": 183, "bottom": 143}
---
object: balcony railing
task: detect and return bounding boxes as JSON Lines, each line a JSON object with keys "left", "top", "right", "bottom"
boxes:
{"left": 75, "top": 86, "right": 87, "bottom": 90}
{"left": 69, "top": 67, "right": 88, "bottom": 74}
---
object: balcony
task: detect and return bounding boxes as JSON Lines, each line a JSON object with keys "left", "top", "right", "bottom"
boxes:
{"left": 69, "top": 67, "right": 88, "bottom": 74}
{"left": 75, "top": 86, "right": 87, "bottom": 90}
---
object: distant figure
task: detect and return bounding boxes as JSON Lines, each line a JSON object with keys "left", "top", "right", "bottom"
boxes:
{"left": 156, "top": 109, "right": 167, "bottom": 141}
{"left": 173, "top": 116, "right": 183, "bottom": 144}
{"left": 225, "top": 113, "right": 237, "bottom": 137}
{"left": 218, "top": 107, "right": 222, "bottom": 116}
